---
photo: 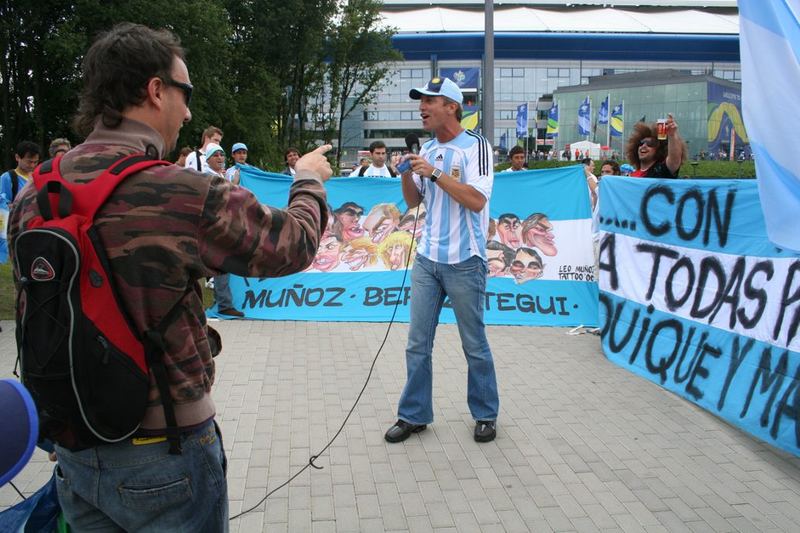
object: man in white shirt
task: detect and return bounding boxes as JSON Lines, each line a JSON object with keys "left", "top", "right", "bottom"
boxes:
{"left": 357, "top": 141, "right": 398, "bottom": 177}
{"left": 184, "top": 125, "right": 222, "bottom": 174}
{"left": 503, "top": 145, "right": 526, "bottom": 172}
{"left": 384, "top": 76, "right": 499, "bottom": 445}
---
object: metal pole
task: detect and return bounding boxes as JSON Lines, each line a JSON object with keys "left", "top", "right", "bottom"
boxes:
{"left": 483, "top": 1, "right": 494, "bottom": 147}
{"left": 606, "top": 93, "right": 611, "bottom": 156}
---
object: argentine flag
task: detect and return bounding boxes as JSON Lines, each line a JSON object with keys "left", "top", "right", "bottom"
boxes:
{"left": 740, "top": 0, "right": 800, "bottom": 252}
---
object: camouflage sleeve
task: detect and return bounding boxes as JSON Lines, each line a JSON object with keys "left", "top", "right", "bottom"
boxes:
{"left": 198, "top": 171, "right": 328, "bottom": 278}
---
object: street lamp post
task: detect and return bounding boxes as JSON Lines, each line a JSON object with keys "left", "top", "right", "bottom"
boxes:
{"left": 483, "top": 1, "right": 494, "bottom": 148}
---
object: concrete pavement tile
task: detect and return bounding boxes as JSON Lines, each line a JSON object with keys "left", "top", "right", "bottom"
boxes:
{"left": 332, "top": 506, "right": 360, "bottom": 532}
{"left": 311, "top": 495, "right": 334, "bottom": 521}
{"left": 355, "top": 493, "right": 381, "bottom": 519}
{"left": 468, "top": 497, "right": 502, "bottom": 525}
{"left": 380, "top": 503, "right": 409, "bottom": 530}
{"left": 287, "top": 509, "right": 312, "bottom": 532}
{"left": 451, "top": 513, "right": 483, "bottom": 533}
{"left": 612, "top": 513, "right": 647, "bottom": 533}
{"left": 541, "top": 505, "right": 577, "bottom": 532}
{"left": 581, "top": 503, "right": 618, "bottom": 529}
{"left": 424, "top": 501, "right": 455, "bottom": 528}
{"left": 406, "top": 515, "right": 434, "bottom": 532}
{"left": 5, "top": 321, "right": 800, "bottom": 532}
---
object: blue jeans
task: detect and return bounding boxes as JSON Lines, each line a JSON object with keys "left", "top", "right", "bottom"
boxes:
{"left": 214, "top": 273, "right": 233, "bottom": 310}
{"left": 54, "top": 419, "right": 228, "bottom": 532}
{"left": 398, "top": 254, "right": 499, "bottom": 425}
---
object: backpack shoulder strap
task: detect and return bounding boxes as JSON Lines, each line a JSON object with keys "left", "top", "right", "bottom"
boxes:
{"left": 195, "top": 149, "right": 202, "bottom": 171}
{"left": 358, "top": 166, "right": 367, "bottom": 176}
{"left": 9, "top": 169, "right": 19, "bottom": 201}
{"left": 34, "top": 154, "right": 170, "bottom": 221}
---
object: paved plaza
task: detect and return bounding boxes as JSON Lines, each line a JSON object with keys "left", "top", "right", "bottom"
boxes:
{"left": 3, "top": 319, "right": 800, "bottom": 532}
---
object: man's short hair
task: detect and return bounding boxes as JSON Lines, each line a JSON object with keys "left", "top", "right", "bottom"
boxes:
{"left": 73, "top": 23, "right": 185, "bottom": 136}
{"left": 601, "top": 160, "right": 621, "bottom": 175}
{"left": 48, "top": 138, "right": 72, "bottom": 157}
{"left": 449, "top": 99, "right": 463, "bottom": 122}
{"left": 368, "top": 141, "right": 386, "bottom": 153}
{"left": 15, "top": 141, "right": 41, "bottom": 159}
{"left": 581, "top": 157, "right": 593, "bottom": 166}
{"left": 202, "top": 126, "right": 223, "bottom": 143}
{"left": 508, "top": 146, "right": 525, "bottom": 158}
{"left": 285, "top": 147, "right": 300, "bottom": 160}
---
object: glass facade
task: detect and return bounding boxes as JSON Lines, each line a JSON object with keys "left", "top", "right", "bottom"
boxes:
{"left": 356, "top": 59, "right": 741, "bottom": 154}
{"left": 553, "top": 81, "right": 710, "bottom": 159}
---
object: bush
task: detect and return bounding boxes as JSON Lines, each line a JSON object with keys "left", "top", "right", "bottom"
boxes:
{"left": 495, "top": 159, "right": 756, "bottom": 179}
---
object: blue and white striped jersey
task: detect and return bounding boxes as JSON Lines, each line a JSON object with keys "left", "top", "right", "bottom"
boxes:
{"left": 412, "top": 130, "right": 493, "bottom": 263}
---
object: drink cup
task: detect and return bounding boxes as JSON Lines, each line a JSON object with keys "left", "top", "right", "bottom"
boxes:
{"left": 657, "top": 118, "right": 668, "bottom": 140}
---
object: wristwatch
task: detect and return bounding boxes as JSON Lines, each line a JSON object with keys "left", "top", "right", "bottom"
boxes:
{"left": 430, "top": 168, "right": 442, "bottom": 183}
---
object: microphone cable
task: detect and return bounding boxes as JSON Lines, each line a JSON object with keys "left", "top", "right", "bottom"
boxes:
{"left": 230, "top": 189, "right": 424, "bottom": 522}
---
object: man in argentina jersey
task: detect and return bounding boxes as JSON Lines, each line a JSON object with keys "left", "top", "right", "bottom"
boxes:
{"left": 384, "top": 77, "right": 499, "bottom": 444}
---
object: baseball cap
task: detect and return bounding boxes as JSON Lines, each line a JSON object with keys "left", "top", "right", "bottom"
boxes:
{"left": 409, "top": 77, "right": 463, "bottom": 105}
{"left": 205, "top": 143, "right": 224, "bottom": 158}
{"left": 232, "top": 142, "right": 248, "bottom": 153}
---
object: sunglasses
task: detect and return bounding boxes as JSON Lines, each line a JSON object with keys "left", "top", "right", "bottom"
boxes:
{"left": 162, "top": 78, "right": 193, "bottom": 107}
{"left": 639, "top": 138, "right": 659, "bottom": 148}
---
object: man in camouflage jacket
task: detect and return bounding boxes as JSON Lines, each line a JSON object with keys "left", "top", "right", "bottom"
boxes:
{"left": 8, "top": 23, "right": 331, "bottom": 531}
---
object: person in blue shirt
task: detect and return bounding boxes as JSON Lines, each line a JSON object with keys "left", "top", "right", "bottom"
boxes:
{"left": 1, "top": 141, "right": 40, "bottom": 204}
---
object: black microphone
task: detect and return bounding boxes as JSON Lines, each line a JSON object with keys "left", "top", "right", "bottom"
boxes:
{"left": 397, "top": 134, "right": 420, "bottom": 173}
{"left": 405, "top": 133, "right": 420, "bottom": 155}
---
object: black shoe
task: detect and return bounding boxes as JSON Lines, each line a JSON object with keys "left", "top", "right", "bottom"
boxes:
{"left": 219, "top": 308, "right": 245, "bottom": 318}
{"left": 384, "top": 420, "right": 427, "bottom": 443}
{"left": 474, "top": 420, "right": 496, "bottom": 442}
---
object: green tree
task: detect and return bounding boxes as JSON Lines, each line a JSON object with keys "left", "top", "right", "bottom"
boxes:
{"left": 0, "top": 0, "right": 234, "bottom": 165}
{"left": 0, "top": 0, "right": 82, "bottom": 166}
{"left": 223, "top": 0, "right": 337, "bottom": 169}
{"left": 318, "top": 0, "right": 400, "bottom": 169}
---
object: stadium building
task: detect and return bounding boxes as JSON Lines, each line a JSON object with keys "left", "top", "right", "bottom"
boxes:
{"left": 341, "top": 0, "right": 742, "bottom": 163}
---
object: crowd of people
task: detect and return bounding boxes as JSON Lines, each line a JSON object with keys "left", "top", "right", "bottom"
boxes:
{"left": 1, "top": 109, "right": 688, "bottom": 329}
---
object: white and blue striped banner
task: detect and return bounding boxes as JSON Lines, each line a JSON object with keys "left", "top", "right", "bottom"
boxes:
{"left": 210, "top": 165, "right": 599, "bottom": 326}
{"left": 740, "top": 0, "right": 800, "bottom": 252}
{"left": 599, "top": 176, "right": 800, "bottom": 455}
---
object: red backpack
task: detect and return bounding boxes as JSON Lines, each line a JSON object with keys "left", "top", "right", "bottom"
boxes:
{"left": 14, "top": 154, "right": 185, "bottom": 454}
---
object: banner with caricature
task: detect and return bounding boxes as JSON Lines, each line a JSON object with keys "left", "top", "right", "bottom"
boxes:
{"left": 207, "top": 165, "right": 599, "bottom": 326}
